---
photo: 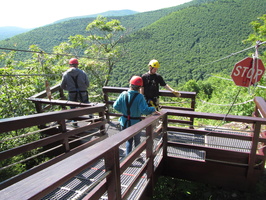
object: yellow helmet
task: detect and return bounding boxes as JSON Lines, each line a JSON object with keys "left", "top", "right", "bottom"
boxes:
{"left": 148, "top": 59, "right": 160, "bottom": 68}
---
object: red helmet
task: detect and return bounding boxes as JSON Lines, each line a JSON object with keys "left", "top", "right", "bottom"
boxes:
{"left": 130, "top": 76, "right": 143, "bottom": 86}
{"left": 69, "top": 58, "right": 79, "bottom": 65}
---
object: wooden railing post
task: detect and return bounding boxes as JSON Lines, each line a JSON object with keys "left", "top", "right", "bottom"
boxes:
{"left": 247, "top": 121, "right": 262, "bottom": 187}
{"left": 103, "top": 89, "right": 110, "bottom": 123}
{"left": 58, "top": 119, "right": 70, "bottom": 152}
{"left": 105, "top": 147, "right": 121, "bottom": 200}
{"left": 145, "top": 123, "right": 155, "bottom": 198}
{"left": 99, "top": 110, "right": 106, "bottom": 135}
{"left": 162, "top": 113, "right": 168, "bottom": 159}
{"left": 190, "top": 96, "right": 196, "bottom": 128}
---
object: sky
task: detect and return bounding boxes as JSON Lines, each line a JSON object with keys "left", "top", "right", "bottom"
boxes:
{"left": 1, "top": 0, "right": 192, "bottom": 28}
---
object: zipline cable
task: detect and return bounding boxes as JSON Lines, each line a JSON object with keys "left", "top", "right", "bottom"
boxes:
{"left": 0, "top": 47, "right": 107, "bottom": 60}
{"left": 199, "top": 98, "right": 253, "bottom": 106}
{"left": 0, "top": 74, "right": 61, "bottom": 77}
{"left": 0, "top": 47, "right": 83, "bottom": 58}
{"left": 198, "top": 41, "right": 266, "bottom": 68}
{"left": 206, "top": 74, "right": 266, "bottom": 89}
{"left": 0, "top": 41, "right": 265, "bottom": 77}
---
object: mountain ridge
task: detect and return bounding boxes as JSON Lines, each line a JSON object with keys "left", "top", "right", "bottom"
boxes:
{"left": 53, "top": 9, "right": 138, "bottom": 24}
{"left": 0, "top": 0, "right": 196, "bottom": 48}
{"left": 0, "top": 26, "right": 32, "bottom": 41}
{"left": 0, "top": 9, "right": 138, "bottom": 41}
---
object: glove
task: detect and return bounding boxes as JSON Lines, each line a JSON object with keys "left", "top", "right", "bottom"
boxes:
{"left": 149, "top": 100, "right": 160, "bottom": 111}
{"left": 172, "top": 91, "right": 181, "bottom": 97}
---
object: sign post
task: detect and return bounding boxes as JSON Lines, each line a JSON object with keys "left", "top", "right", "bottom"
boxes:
{"left": 231, "top": 57, "right": 265, "bottom": 87}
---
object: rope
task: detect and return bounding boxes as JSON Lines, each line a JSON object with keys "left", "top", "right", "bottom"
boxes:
{"left": 0, "top": 74, "right": 61, "bottom": 77}
{"left": 201, "top": 88, "right": 242, "bottom": 136}
{"left": 207, "top": 75, "right": 266, "bottom": 89}
{"left": 0, "top": 47, "right": 83, "bottom": 58}
{"left": 0, "top": 47, "right": 107, "bottom": 60}
{"left": 223, "top": 88, "right": 241, "bottom": 123}
{"left": 199, "top": 98, "right": 253, "bottom": 106}
{"left": 199, "top": 41, "right": 266, "bottom": 68}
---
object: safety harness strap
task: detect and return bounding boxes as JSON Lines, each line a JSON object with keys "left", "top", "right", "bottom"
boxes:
{"left": 69, "top": 75, "right": 86, "bottom": 102}
{"left": 124, "top": 92, "right": 140, "bottom": 128}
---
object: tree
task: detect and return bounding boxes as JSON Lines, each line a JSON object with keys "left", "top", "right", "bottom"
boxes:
{"left": 243, "top": 14, "right": 266, "bottom": 62}
{"left": 53, "top": 16, "right": 126, "bottom": 101}
{"left": 85, "top": 16, "right": 126, "bottom": 86}
{"left": 243, "top": 14, "right": 266, "bottom": 99}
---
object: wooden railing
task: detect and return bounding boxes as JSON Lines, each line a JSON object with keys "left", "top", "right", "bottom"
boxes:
{"left": 27, "top": 83, "right": 88, "bottom": 114}
{"left": 163, "top": 96, "right": 266, "bottom": 190}
{"left": 1, "top": 85, "right": 266, "bottom": 199}
{"left": 102, "top": 86, "right": 196, "bottom": 126}
{"left": 1, "top": 109, "right": 167, "bottom": 200}
{"left": 0, "top": 104, "right": 107, "bottom": 190}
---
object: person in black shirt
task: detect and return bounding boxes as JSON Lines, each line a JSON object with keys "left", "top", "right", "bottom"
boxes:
{"left": 140, "top": 59, "right": 180, "bottom": 110}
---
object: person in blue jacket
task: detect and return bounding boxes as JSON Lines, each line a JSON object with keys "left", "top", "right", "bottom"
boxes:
{"left": 113, "top": 76, "right": 158, "bottom": 156}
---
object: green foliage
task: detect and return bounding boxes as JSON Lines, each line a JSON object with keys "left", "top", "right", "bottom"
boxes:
{"left": 0, "top": 0, "right": 265, "bottom": 190}
{"left": 0, "top": 0, "right": 195, "bottom": 59}
{"left": 85, "top": 16, "right": 126, "bottom": 86}
{"left": 0, "top": 125, "right": 44, "bottom": 181}
{"left": 153, "top": 176, "right": 266, "bottom": 200}
{"left": 0, "top": 0, "right": 265, "bottom": 88}
{"left": 243, "top": 14, "right": 266, "bottom": 63}
{"left": 111, "top": 0, "right": 266, "bottom": 87}
{"left": 51, "top": 16, "right": 127, "bottom": 101}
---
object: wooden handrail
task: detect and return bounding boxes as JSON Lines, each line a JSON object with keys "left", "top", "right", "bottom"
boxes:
{"left": 0, "top": 104, "right": 105, "bottom": 133}
{"left": 102, "top": 86, "right": 197, "bottom": 126}
{"left": 1, "top": 86, "right": 266, "bottom": 198}
{"left": 254, "top": 96, "right": 266, "bottom": 118}
{"left": 0, "top": 112, "right": 166, "bottom": 200}
{"left": 0, "top": 104, "right": 107, "bottom": 189}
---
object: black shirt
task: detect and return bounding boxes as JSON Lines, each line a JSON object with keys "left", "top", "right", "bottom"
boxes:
{"left": 141, "top": 73, "right": 166, "bottom": 99}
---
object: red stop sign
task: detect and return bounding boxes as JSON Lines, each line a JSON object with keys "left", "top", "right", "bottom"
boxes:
{"left": 231, "top": 57, "right": 265, "bottom": 87}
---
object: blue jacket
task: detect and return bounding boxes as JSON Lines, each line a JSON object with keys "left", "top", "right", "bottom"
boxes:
{"left": 113, "top": 90, "right": 156, "bottom": 128}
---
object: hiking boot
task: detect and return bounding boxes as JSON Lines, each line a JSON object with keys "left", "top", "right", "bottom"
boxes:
{"left": 136, "top": 156, "right": 144, "bottom": 164}
{"left": 72, "top": 122, "right": 79, "bottom": 127}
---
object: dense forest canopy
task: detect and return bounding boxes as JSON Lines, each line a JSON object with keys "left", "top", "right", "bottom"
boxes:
{"left": 0, "top": 0, "right": 264, "bottom": 87}
{"left": 111, "top": 0, "right": 266, "bottom": 87}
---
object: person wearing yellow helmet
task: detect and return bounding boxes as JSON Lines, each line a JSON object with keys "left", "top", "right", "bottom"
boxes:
{"left": 140, "top": 59, "right": 180, "bottom": 110}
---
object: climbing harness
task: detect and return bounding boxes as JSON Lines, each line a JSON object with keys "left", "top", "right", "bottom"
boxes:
{"left": 69, "top": 74, "right": 87, "bottom": 102}
{"left": 148, "top": 98, "right": 160, "bottom": 111}
{"left": 123, "top": 92, "right": 141, "bottom": 128}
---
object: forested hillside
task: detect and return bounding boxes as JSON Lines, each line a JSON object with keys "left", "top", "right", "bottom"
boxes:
{"left": 112, "top": 0, "right": 266, "bottom": 87}
{"left": 0, "top": 0, "right": 197, "bottom": 57}
{"left": 53, "top": 10, "right": 138, "bottom": 24}
{"left": 0, "top": 0, "right": 265, "bottom": 87}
